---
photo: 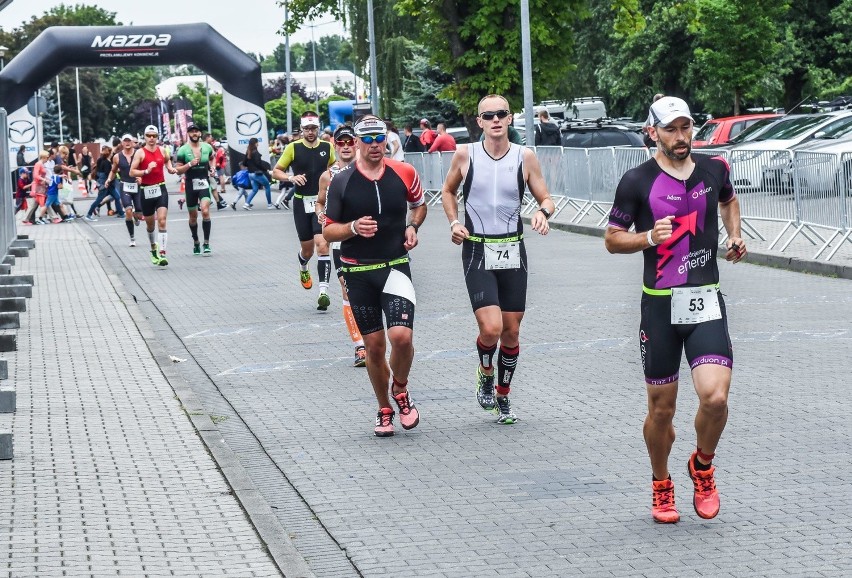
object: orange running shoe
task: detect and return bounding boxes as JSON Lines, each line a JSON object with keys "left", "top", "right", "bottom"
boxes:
{"left": 688, "top": 452, "right": 720, "bottom": 519}
{"left": 651, "top": 478, "right": 680, "bottom": 523}
{"left": 299, "top": 269, "right": 313, "bottom": 290}
{"left": 374, "top": 407, "right": 395, "bottom": 437}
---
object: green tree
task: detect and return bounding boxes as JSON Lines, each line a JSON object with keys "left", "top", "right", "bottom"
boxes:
{"left": 394, "top": 45, "right": 462, "bottom": 129}
{"left": 691, "top": 0, "right": 788, "bottom": 115}
{"left": 102, "top": 67, "right": 160, "bottom": 136}
{"left": 174, "top": 84, "right": 226, "bottom": 137}
{"left": 265, "top": 94, "right": 310, "bottom": 135}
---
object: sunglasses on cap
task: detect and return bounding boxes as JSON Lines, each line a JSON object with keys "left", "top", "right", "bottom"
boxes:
{"left": 479, "top": 110, "right": 510, "bottom": 120}
{"left": 335, "top": 138, "right": 355, "bottom": 146}
{"left": 358, "top": 134, "right": 386, "bottom": 144}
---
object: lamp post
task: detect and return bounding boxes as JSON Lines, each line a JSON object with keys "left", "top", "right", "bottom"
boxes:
{"left": 75, "top": 67, "right": 82, "bottom": 142}
{"left": 310, "top": 23, "right": 319, "bottom": 113}
{"left": 367, "top": 0, "right": 378, "bottom": 116}
{"left": 0, "top": 45, "right": 8, "bottom": 70}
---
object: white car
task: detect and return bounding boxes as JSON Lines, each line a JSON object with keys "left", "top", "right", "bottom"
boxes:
{"left": 727, "top": 112, "right": 852, "bottom": 191}
{"left": 763, "top": 134, "right": 852, "bottom": 195}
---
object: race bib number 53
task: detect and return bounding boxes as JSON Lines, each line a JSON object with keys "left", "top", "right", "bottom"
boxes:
{"left": 671, "top": 286, "right": 722, "bottom": 325}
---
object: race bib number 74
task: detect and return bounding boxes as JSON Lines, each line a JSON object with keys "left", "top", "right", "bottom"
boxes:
{"left": 484, "top": 241, "right": 520, "bottom": 270}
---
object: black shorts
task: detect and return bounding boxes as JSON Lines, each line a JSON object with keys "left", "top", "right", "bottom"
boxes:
{"left": 342, "top": 260, "right": 415, "bottom": 335}
{"left": 141, "top": 183, "right": 169, "bottom": 217}
{"left": 293, "top": 196, "right": 322, "bottom": 242}
{"left": 185, "top": 182, "right": 213, "bottom": 210}
{"left": 639, "top": 291, "right": 733, "bottom": 385}
{"left": 120, "top": 182, "right": 143, "bottom": 213}
{"left": 462, "top": 239, "right": 528, "bottom": 312}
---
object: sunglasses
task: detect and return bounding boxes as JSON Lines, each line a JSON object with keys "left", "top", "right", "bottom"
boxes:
{"left": 145, "top": 134, "right": 158, "bottom": 138}
{"left": 479, "top": 110, "right": 510, "bottom": 121}
{"left": 335, "top": 138, "right": 355, "bottom": 146}
{"left": 358, "top": 134, "right": 386, "bottom": 144}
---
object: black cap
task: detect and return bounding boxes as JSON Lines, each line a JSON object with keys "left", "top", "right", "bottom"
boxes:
{"left": 187, "top": 123, "right": 201, "bottom": 132}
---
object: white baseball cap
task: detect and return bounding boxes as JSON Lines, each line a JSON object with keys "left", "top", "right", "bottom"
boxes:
{"left": 143, "top": 125, "right": 159, "bottom": 136}
{"left": 121, "top": 133, "right": 133, "bottom": 141}
{"left": 648, "top": 97, "right": 694, "bottom": 127}
{"left": 353, "top": 116, "right": 387, "bottom": 136}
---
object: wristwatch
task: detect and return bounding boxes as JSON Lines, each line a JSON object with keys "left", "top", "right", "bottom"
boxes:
{"left": 538, "top": 206, "right": 552, "bottom": 220}
{"left": 407, "top": 222, "right": 419, "bottom": 233}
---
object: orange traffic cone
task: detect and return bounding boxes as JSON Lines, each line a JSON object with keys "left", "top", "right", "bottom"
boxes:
{"left": 77, "top": 178, "right": 88, "bottom": 198}
{"left": 179, "top": 176, "right": 186, "bottom": 193}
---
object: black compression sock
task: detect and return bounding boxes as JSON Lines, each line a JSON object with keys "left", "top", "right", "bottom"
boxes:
{"left": 202, "top": 219, "right": 211, "bottom": 242}
{"left": 693, "top": 455, "right": 712, "bottom": 471}
{"left": 189, "top": 222, "right": 199, "bottom": 242}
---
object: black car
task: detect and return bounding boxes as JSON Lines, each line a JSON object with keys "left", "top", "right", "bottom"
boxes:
{"left": 559, "top": 119, "right": 645, "bottom": 148}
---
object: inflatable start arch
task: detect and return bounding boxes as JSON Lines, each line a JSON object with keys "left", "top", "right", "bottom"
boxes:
{"left": 0, "top": 23, "right": 269, "bottom": 173}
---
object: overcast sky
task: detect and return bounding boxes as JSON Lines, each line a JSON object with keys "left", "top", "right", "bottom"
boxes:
{"left": 0, "top": 1, "right": 346, "bottom": 56}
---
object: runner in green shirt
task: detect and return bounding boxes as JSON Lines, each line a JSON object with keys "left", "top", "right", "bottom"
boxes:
{"left": 175, "top": 124, "right": 216, "bottom": 255}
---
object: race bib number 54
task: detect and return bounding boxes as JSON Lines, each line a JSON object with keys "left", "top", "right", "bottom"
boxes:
{"left": 671, "top": 286, "right": 722, "bottom": 325}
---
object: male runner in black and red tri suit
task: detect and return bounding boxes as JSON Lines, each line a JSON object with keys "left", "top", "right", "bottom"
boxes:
{"left": 605, "top": 96, "right": 747, "bottom": 524}
{"left": 323, "top": 116, "right": 427, "bottom": 437}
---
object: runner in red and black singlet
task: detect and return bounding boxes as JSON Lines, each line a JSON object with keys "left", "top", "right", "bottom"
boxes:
{"left": 323, "top": 115, "right": 426, "bottom": 438}
{"left": 130, "top": 125, "right": 177, "bottom": 266}
{"left": 605, "top": 96, "right": 747, "bottom": 525}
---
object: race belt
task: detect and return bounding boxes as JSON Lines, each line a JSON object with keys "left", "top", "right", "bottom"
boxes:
{"left": 340, "top": 256, "right": 409, "bottom": 273}
{"left": 642, "top": 283, "right": 719, "bottom": 296}
{"left": 465, "top": 233, "right": 523, "bottom": 243}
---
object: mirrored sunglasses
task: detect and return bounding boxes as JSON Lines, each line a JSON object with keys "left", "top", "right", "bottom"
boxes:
{"left": 358, "top": 134, "right": 386, "bottom": 144}
{"left": 479, "top": 110, "right": 510, "bottom": 121}
{"left": 335, "top": 138, "right": 355, "bottom": 146}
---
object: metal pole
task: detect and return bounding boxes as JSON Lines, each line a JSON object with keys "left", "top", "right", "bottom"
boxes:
{"left": 205, "top": 74, "right": 212, "bottom": 134}
{"left": 34, "top": 90, "right": 41, "bottom": 153}
{"left": 520, "top": 0, "right": 535, "bottom": 143}
{"left": 56, "top": 76, "right": 64, "bottom": 143}
{"left": 285, "top": 1, "right": 292, "bottom": 135}
{"left": 75, "top": 67, "right": 82, "bottom": 142}
{"left": 311, "top": 24, "right": 319, "bottom": 113}
{"left": 367, "top": 0, "right": 379, "bottom": 116}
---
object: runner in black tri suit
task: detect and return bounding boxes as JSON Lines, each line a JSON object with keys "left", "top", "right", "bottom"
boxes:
{"left": 130, "top": 125, "right": 177, "bottom": 266}
{"left": 273, "top": 111, "right": 336, "bottom": 310}
{"left": 315, "top": 124, "right": 366, "bottom": 367}
{"left": 107, "top": 134, "right": 143, "bottom": 247}
{"left": 605, "top": 96, "right": 747, "bottom": 524}
{"left": 441, "top": 94, "right": 556, "bottom": 426}
{"left": 323, "top": 116, "right": 426, "bottom": 438}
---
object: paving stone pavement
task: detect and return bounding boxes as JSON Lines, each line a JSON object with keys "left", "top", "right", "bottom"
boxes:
{"left": 6, "top": 191, "right": 852, "bottom": 577}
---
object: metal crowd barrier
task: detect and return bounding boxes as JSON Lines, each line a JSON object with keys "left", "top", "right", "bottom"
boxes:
{"left": 404, "top": 144, "right": 850, "bottom": 261}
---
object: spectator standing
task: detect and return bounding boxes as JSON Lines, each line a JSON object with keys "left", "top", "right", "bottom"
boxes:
{"left": 384, "top": 119, "right": 405, "bottom": 161}
{"left": 428, "top": 123, "right": 457, "bottom": 153}
{"left": 16, "top": 145, "right": 27, "bottom": 167}
{"left": 15, "top": 168, "right": 32, "bottom": 216}
{"left": 75, "top": 145, "right": 93, "bottom": 194}
{"left": 419, "top": 119, "right": 437, "bottom": 149}
{"left": 86, "top": 146, "right": 123, "bottom": 220}
{"left": 534, "top": 110, "right": 562, "bottom": 146}
{"left": 402, "top": 125, "right": 425, "bottom": 153}
{"left": 643, "top": 93, "right": 666, "bottom": 148}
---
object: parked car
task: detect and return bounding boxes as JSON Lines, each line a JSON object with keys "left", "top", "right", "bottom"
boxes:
{"left": 693, "top": 113, "right": 780, "bottom": 148}
{"left": 560, "top": 119, "right": 644, "bottom": 148}
{"left": 445, "top": 126, "right": 470, "bottom": 144}
{"left": 760, "top": 119, "right": 852, "bottom": 194}
{"left": 699, "top": 116, "right": 783, "bottom": 150}
{"left": 727, "top": 112, "right": 852, "bottom": 191}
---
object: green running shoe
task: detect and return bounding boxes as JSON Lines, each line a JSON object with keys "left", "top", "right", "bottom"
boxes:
{"left": 193, "top": 243, "right": 201, "bottom": 256}
{"left": 202, "top": 243, "right": 211, "bottom": 255}
{"left": 150, "top": 243, "right": 161, "bottom": 265}
{"left": 158, "top": 251, "right": 169, "bottom": 267}
{"left": 317, "top": 291, "right": 330, "bottom": 311}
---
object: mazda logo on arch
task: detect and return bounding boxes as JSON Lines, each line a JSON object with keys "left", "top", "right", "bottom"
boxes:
{"left": 235, "top": 113, "right": 262, "bottom": 136}
{"left": 9, "top": 120, "right": 36, "bottom": 144}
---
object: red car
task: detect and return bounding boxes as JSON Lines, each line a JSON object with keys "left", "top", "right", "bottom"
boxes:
{"left": 693, "top": 113, "right": 780, "bottom": 148}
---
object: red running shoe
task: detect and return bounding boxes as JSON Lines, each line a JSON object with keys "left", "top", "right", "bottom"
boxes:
{"left": 393, "top": 390, "right": 420, "bottom": 430}
{"left": 688, "top": 452, "right": 720, "bottom": 519}
{"left": 651, "top": 478, "right": 680, "bottom": 523}
{"left": 374, "top": 407, "right": 395, "bottom": 437}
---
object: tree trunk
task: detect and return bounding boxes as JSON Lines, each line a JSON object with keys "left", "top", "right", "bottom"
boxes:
{"left": 442, "top": 0, "right": 480, "bottom": 139}
{"left": 783, "top": 68, "right": 807, "bottom": 113}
